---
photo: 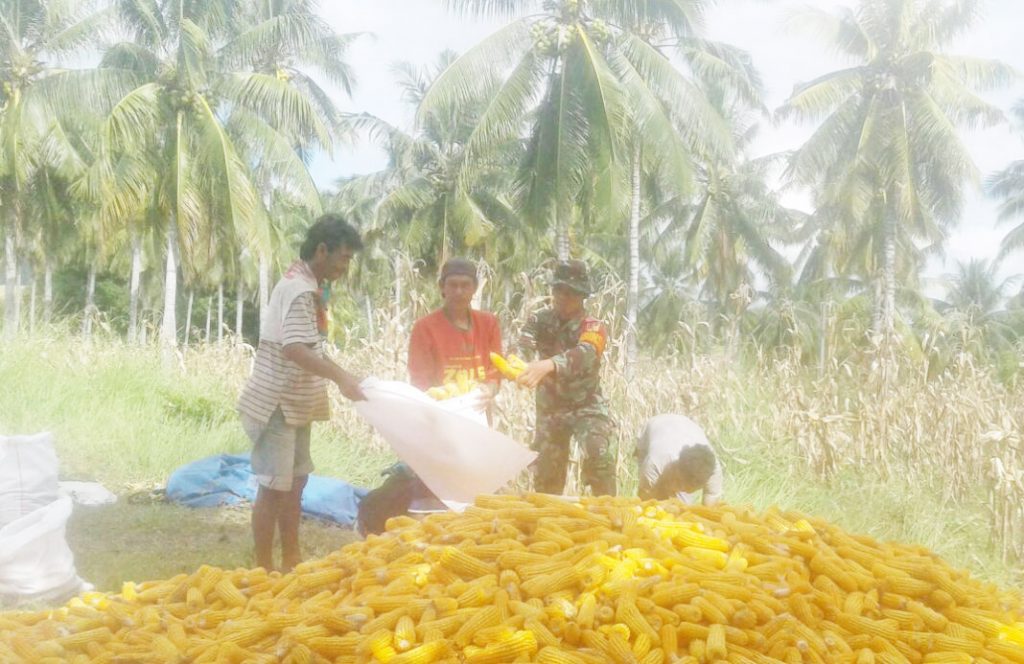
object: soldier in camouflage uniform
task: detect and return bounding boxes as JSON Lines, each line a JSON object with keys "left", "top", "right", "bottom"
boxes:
{"left": 515, "top": 260, "right": 617, "bottom": 496}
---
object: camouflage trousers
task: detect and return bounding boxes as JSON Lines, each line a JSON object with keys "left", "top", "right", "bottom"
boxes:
{"left": 531, "top": 406, "right": 617, "bottom": 497}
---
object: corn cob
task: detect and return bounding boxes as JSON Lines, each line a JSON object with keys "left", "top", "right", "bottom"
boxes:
{"left": 922, "top": 654, "right": 973, "bottom": 663}
{"left": 707, "top": 623, "right": 728, "bottom": 658}
{"left": 464, "top": 630, "right": 537, "bottom": 664}
{"left": 489, "top": 352, "right": 524, "bottom": 380}
{"left": 365, "top": 628, "right": 397, "bottom": 662}
{"left": 307, "top": 635, "right": 360, "bottom": 658}
{"left": 537, "top": 646, "right": 588, "bottom": 664}
{"left": 390, "top": 640, "right": 448, "bottom": 664}
{"left": 438, "top": 546, "right": 494, "bottom": 579}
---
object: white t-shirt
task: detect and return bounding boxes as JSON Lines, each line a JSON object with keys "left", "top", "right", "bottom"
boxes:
{"left": 635, "top": 414, "right": 723, "bottom": 504}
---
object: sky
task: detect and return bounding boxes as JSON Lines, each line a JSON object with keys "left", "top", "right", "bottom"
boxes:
{"left": 310, "top": 0, "right": 1024, "bottom": 286}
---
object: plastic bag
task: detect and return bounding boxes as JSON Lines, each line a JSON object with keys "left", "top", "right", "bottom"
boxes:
{"left": 165, "top": 454, "right": 366, "bottom": 526}
{"left": 0, "top": 432, "right": 60, "bottom": 529}
{"left": 354, "top": 378, "right": 536, "bottom": 511}
{"left": 0, "top": 497, "right": 84, "bottom": 603}
{"left": 59, "top": 481, "right": 118, "bottom": 506}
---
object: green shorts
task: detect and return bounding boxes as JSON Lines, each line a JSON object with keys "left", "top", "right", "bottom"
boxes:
{"left": 241, "top": 408, "right": 313, "bottom": 491}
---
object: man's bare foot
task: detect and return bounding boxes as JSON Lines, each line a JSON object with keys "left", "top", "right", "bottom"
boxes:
{"left": 281, "top": 556, "right": 302, "bottom": 573}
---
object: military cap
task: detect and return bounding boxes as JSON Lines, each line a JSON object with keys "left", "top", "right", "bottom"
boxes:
{"left": 551, "top": 259, "right": 591, "bottom": 296}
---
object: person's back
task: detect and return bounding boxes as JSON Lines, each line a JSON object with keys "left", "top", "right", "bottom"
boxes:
{"left": 636, "top": 414, "right": 722, "bottom": 504}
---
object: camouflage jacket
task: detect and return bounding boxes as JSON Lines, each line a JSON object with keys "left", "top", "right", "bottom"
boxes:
{"left": 516, "top": 308, "right": 609, "bottom": 412}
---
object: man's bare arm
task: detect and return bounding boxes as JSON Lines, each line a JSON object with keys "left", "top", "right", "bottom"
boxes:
{"left": 282, "top": 343, "right": 366, "bottom": 401}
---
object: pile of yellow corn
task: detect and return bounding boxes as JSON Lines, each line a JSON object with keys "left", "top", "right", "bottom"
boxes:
{"left": 2, "top": 493, "right": 1024, "bottom": 663}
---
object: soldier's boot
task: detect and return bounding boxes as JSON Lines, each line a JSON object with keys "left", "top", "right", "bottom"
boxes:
{"left": 582, "top": 428, "right": 617, "bottom": 497}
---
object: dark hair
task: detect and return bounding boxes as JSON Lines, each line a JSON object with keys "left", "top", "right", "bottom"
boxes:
{"left": 299, "top": 213, "right": 363, "bottom": 260}
{"left": 673, "top": 445, "right": 717, "bottom": 489}
{"left": 439, "top": 257, "right": 478, "bottom": 285}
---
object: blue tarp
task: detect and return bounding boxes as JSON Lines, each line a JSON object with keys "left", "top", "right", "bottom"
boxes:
{"left": 165, "top": 454, "right": 367, "bottom": 527}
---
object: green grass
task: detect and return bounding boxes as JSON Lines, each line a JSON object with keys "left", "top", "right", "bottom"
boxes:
{"left": 0, "top": 335, "right": 396, "bottom": 489}
{"left": 2, "top": 333, "right": 1020, "bottom": 598}
{"left": 0, "top": 335, "right": 390, "bottom": 596}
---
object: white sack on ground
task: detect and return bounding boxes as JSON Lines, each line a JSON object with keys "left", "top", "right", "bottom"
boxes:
{"left": 0, "top": 496, "right": 85, "bottom": 603}
{"left": 354, "top": 378, "right": 536, "bottom": 511}
{"left": 0, "top": 432, "right": 60, "bottom": 528}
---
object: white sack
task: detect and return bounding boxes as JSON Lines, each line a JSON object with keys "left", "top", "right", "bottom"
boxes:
{"left": 354, "top": 378, "right": 536, "bottom": 511}
{"left": 0, "top": 432, "right": 60, "bottom": 528}
{"left": 0, "top": 497, "right": 84, "bottom": 601}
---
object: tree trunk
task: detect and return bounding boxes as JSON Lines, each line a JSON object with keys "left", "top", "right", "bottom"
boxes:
{"left": 28, "top": 270, "right": 36, "bottom": 335}
{"left": 14, "top": 258, "right": 25, "bottom": 332}
{"left": 258, "top": 251, "right": 270, "bottom": 328}
{"left": 365, "top": 296, "right": 375, "bottom": 345}
{"left": 4, "top": 221, "right": 18, "bottom": 339}
{"left": 876, "top": 211, "right": 896, "bottom": 337}
{"left": 217, "top": 283, "right": 224, "bottom": 343}
{"left": 818, "top": 300, "right": 830, "bottom": 377}
{"left": 82, "top": 263, "right": 97, "bottom": 339}
{"left": 205, "top": 296, "right": 212, "bottom": 342}
{"left": 160, "top": 225, "right": 179, "bottom": 350}
{"left": 128, "top": 229, "right": 143, "bottom": 344}
{"left": 625, "top": 142, "right": 642, "bottom": 378}
{"left": 872, "top": 279, "right": 883, "bottom": 333}
{"left": 882, "top": 219, "right": 896, "bottom": 336}
{"left": 393, "top": 253, "right": 402, "bottom": 315}
{"left": 554, "top": 211, "right": 570, "bottom": 262}
{"left": 43, "top": 256, "right": 53, "bottom": 325}
{"left": 235, "top": 285, "right": 244, "bottom": 339}
{"left": 184, "top": 290, "right": 194, "bottom": 346}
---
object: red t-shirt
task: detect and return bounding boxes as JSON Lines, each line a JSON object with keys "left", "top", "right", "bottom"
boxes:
{"left": 408, "top": 309, "right": 503, "bottom": 390}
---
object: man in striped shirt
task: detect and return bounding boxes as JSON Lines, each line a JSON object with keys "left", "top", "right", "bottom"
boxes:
{"left": 238, "top": 214, "right": 366, "bottom": 572}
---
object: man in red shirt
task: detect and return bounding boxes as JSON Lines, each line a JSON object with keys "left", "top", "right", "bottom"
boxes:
{"left": 408, "top": 258, "right": 503, "bottom": 404}
{"left": 356, "top": 258, "right": 503, "bottom": 535}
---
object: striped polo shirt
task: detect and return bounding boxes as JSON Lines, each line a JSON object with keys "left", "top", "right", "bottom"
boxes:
{"left": 238, "top": 267, "right": 330, "bottom": 426}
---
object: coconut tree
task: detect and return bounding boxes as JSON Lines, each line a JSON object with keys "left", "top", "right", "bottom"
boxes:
{"left": 0, "top": 0, "right": 109, "bottom": 338}
{"left": 78, "top": 0, "right": 348, "bottom": 350}
{"left": 31, "top": 116, "right": 108, "bottom": 331}
{"left": 920, "top": 257, "right": 1022, "bottom": 374}
{"left": 677, "top": 116, "right": 803, "bottom": 326}
{"left": 626, "top": 104, "right": 803, "bottom": 354}
{"left": 778, "top": 0, "right": 1014, "bottom": 336}
{"left": 940, "top": 258, "right": 1016, "bottom": 321}
{"left": 334, "top": 52, "right": 527, "bottom": 301}
{"left": 430, "top": 0, "right": 762, "bottom": 374}
{"left": 987, "top": 101, "right": 1024, "bottom": 260}
{"left": 220, "top": 0, "right": 357, "bottom": 320}
{"left": 427, "top": 0, "right": 741, "bottom": 258}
